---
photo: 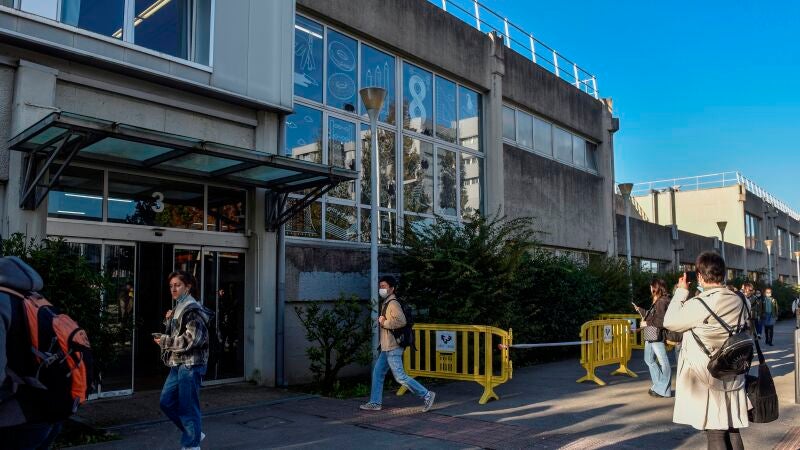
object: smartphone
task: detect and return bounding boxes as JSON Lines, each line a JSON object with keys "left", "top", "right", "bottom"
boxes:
{"left": 685, "top": 271, "right": 698, "bottom": 284}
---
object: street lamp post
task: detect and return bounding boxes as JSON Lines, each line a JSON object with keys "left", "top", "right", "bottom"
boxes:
{"left": 765, "top": 239, "right": 774, "bottom": 285}
{"left": 359, "top": 87, "right": 386, "bottom": 360}
{"left": 717, "top": 220, "right": 727, "bottom": 262}
{"left": 618, "top": 183, "right": 634, "bottom": 295}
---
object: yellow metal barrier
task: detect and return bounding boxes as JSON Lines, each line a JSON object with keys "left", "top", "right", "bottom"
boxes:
{"left": 576, "top": 319, "right": 637, "bottom": 386}
{"left": 597, "top": 313, "right": 644, "bottom": 349}
{"left": 397, "top": 323, "right": 512, "bottom": 404}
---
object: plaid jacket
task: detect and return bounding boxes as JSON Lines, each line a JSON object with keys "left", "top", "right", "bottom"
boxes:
{"left": 160, "top": 296, "right": 210, "bottom": 367}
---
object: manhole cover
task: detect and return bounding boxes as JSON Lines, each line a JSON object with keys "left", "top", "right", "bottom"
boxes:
{"left": 239, "top": 415, "right": 292, "bottom": 430}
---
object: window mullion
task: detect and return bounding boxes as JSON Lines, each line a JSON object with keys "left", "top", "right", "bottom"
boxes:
{"left": 123, "top": 0, "right": 135, "bottom": 43}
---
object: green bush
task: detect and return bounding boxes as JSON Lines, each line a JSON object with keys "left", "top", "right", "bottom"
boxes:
{"left": 294, "top": 295, "right": 372, "bottom": 393}
{"left": 0, "top": 233, "right": 125, "bottom": 379}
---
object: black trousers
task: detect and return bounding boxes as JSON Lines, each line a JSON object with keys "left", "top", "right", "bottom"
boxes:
{"left": 765, "top": 325, "right": 774, "bottom": 344}
{"left": 706, "top": 428, "right": 743, "bottom": 450}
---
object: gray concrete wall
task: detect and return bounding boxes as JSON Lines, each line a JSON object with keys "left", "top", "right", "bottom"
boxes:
{"left": 503, "top": 50, "right": 605, "bottom": 142}
{"left": 504, "top": 144, "right": 611, "bottom": 253}
{"left": 0, "top": 63, "right": 13, "bottom": 182}
{"left": 0, "top": 1, "right": 294, "bottom": 111}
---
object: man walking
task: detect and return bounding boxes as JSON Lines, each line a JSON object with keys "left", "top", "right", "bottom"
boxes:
{"left": 751, "top": 288, "right": 765, "bottom": 340}
{"left": 792, "top": 295, "right": 800, "bottom": 329}
{"left": 742, "top": 282, "right": 757, "bottom": 337}
{"left": 763, "top": 288, "right": 779, "bottom": 346}
{"left": 360, "top": 275, "right": 435, "bottom": 412}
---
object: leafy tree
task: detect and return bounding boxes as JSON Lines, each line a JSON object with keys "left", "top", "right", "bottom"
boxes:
{"left": 294, "top": 295, "right": 372, "bottom": 393}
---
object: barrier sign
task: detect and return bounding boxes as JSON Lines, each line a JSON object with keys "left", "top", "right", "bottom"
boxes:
{"left": 436, "top": 331, "right": 456, "bottom": 352}
{"left": 603, "top": 325, "right": 613, "bottom": 343}
{"left": 627, "top": 318, "right": 637, "bottom": 331}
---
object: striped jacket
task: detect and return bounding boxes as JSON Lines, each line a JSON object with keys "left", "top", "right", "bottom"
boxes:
{"left": 159, "top": 295, "right": 211, "bottom": 367}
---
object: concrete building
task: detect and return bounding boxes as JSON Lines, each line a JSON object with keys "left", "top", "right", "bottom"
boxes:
{"left": 618, "top": 172, "right": 800, "bottom": 284}
{"left": 0, "top": 0, "right": 618, "bottom": 391}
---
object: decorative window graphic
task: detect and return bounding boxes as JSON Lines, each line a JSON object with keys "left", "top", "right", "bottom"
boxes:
{"left": 326, "top": 30, "right": 358, "bottom": 112}
{"left": 403, "top": 63, "right": 433, "bottom": 136}
{"left": 294, "top": 16, "right": 324, "bottom": 102}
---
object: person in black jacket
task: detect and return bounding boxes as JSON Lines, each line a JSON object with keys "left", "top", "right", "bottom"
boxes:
{"left": 634, "top": 278, "right": 672, "bottom": 398}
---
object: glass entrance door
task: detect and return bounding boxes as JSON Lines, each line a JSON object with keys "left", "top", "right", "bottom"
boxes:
{"left": 173, "top": 246, "right": 246, "bottom": 382}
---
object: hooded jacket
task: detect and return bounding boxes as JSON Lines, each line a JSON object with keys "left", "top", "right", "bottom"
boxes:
{"left": 159, "top": 294, "right": 211, "bottom": 367}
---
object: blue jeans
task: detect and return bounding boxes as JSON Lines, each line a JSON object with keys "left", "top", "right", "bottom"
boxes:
{"left": 369, "top": 348, "right": 428, "bottom": 404}
{"left": 160, "top": 364, "right": 206, "bottom": 448}
{"left": 644, "top": 341, "right": 671, "bottom": 397}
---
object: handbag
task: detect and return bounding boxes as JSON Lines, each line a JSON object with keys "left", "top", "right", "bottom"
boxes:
{"left": 746, "top": 337, "right": 779, "bottom": 423}
{"left": 641, "top": 305, "right": 663, "bottom": 342}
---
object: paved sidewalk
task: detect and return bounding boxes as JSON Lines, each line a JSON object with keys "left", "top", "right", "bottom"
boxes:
{"left": 74, "top": 320, "right": 800, "bottom": 449}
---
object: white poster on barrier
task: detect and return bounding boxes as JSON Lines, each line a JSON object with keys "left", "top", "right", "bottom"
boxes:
{"left": 627, "top": 318, "right": 637, "bottom": 331}
{"left": 603, "top": 325, "right": 613, "bottom": 343}
{"left": 436, "top": 331, "right": 456, "bottom": 352}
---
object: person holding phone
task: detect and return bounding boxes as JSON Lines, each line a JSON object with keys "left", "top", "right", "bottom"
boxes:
{"left": 633, "top": 278, "right": 672, "bottom": 398}
{"left": 153, "top": 271, "right": 211, "bottom": 450}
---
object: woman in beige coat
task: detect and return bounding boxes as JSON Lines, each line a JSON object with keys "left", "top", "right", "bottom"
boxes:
{"left": 663, "top": 252, "right": 749, "bottom": 450}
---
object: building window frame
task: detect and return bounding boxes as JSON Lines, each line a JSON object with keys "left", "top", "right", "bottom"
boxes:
{"left": 745, "top": 213, "right": 762, "bottom": 251}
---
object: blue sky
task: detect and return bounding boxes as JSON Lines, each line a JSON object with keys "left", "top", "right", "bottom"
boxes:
{"left": 468, "top": 0, "right": 800, "bottom": 208}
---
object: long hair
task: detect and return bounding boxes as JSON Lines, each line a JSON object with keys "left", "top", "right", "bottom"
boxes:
{"left": 650, "top": 278, "right": 668, "bottom": 301}
{"left": 167, "top": 270, "right": 198, "bottom": 297}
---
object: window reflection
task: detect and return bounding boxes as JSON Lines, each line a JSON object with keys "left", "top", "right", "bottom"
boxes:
{"left": 553, "top": 127, "right": 572, "bottom": 163}
{"left": 361, "top": 208, "right": 396, "bottom": 245}
{"left": 360, "top": 125, "right": 396, "bottom": 209}
{"left": 360, "top": 45, "right": 396, "bottom": 124}
{"left": 461, "top": 153, "right": 482, "bottom": 218}
{"left": 586, "top": 142, "right": 598, "bottom": 171}
{"left": 328, "top": 117, "right": 357, "bottom": 201}
{"left": 572, "top": 135, "right": 586, "bottom": 167}
{"left": 325, "top": 204, "right": 357, "bottom": 241}
{"left": 435, "top": 76, "right": 457, "bottom": 143}
{"left": 285, "top": 104, "right": 322, "bottom": 163}
{"left": 403, "top": 63, "right": 433, "bottom": 136}
{"left": 107, "top": 172, "right": 203, "bottom": 229}
{"left": 134, "top": 0, "right": 191, "bottom": 59}
{"left": 437, "top": 147, "right": 457, "bottom": 216}
{"left": 516, "top": 110, "right": 533, "bottom": 149}
{"left": 502, "top": 106, "right": 515, "bottom": 141}
{"left": 294, "top": 16, "right": 324, "bottom": 103}
{"left": 286, "top": 199, "right": 322, "bottom": 238}
{"left": 20, "top": 0, "right": 57, "bottom": 19}
{"left": 403, "top": 137, "right": 433, "bottom": 215}
{"left": 47, "top": 165, "right": 104, "bottom": 221}
{"left": 61, "top": 0, "right": 124, "bottom": 39}
{"left": 326, "top": 30, "right": 358, "bottom": 113}
{"left": 534, "top": 117, "right": 552, "bottom": 156}
{"left": 458, "top": 86, "right": 481, "bottom": 151}
{"left": 207, "top": 187, "right": 246, "bottom": 233}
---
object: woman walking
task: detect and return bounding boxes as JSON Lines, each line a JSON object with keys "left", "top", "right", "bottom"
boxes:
{"left": 153, "top": 271, "right": 211, "bottom": 450}
{"left": 664, "top": 252, "right": 749, "bottom": 450}
{"left": 634, "top": 278, "right": 672, "bottom": 398}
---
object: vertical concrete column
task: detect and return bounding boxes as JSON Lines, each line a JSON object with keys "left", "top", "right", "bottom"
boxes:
{"left": 600, "top": 98, "right": 619, "bottom": 257}
{"left": 247, "top": 110, "right": 280, "bottom": 386}
{"left": 484, "top": 32, "right": 505, "bottom": 216}
{"left": 3, "top": 60, "right": 58, "bottom": 240}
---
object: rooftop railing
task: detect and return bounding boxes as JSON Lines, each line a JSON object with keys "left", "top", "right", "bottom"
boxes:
{"left": 629, "top": 171, "right": 800, "bottom": 221}
{"left": 431, "top": 0, "right": 599, "bottom": 99}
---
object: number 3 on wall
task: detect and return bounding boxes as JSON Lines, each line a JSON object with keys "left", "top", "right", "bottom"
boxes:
{"left": 151, "top": 191, "right": 165, "bottom": 212}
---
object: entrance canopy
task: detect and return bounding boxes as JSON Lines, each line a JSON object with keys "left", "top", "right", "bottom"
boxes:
{"left": 9, "top": 111, "right": 357, "bottom": 230}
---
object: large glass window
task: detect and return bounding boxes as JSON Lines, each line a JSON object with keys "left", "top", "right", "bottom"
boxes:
{"left": 107, "top": 172, "right": 204, "bottom": 229}
{"left": 516, "top": 110, "right": 533, "bottom": 149}
{"left": 778, "top": 227, "right": 787, "bottom": 257}
{"left": 360, "top": 45, "right": 395, "bottom": 124}
{"left": 326, "top": 30, "right": 358, "bottom": 113}
{"left": 21, "top": 0, "right": 57, "bottom": 19}
{"left": 403, "top": 138, "right": 434, "bottom": 215}
{"left": 461, "top": 153, "right": 482, "bottom": 218}
{"left": 572, "top": 135, "right": 586, "bottom": 167}
{"left": 553, "top": 127, "right": 572, "bottom": 163}
{"left": 328, "top": 116, "right": 357, "bottom": 201}
{"left": 325, "top": 204, "right": 357, "bottom": 241}
{"left": 285, "top": 104, "right": 323, "bottom": 163}
{"left": 435, "top": 76, "right": 457, "bottom": 143}
{"left": 286, "top": 199, "right": 321, "bottom": 238}
{"left": 745, "top": 213, "right": 762, "bottom": 250}
{"left": 47, "top": 165, "right": 104, "bottom": 221}
{"left": 502, "top": 106, "right": 515, "bottom": 141}
{"left": 437, "top": 147, "right": 458, "bottom": 216}
{"left": 360, "top": 125, "right": 396, "bottom": 208}
{"left": 403, "top": 63, "right": 433, "bottom": 136}
{"left": 294, "top": 15, "right": 324, "bottom": 103}
{"left": 533, "top": 117, "right": 552, "bottom": 156}
{"left": 61, "top": 0, "right": 124, "bottom": 39}
{"left": 134, "top": 0, "right": 191, "bottom": 60}
{"left": 458, "top": 86, "right": 481, "bottom": 151}
{"left": 207, "top": 187, "right": 246, "bottom": 233}
{"left": 586, "top": 142, "right": 598, "bottom": 171}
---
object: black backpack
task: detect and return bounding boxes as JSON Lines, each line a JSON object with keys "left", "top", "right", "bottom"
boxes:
{"left": 691, "top": 294, "right": 753, "bottom": 379}
{"left": 381, "top": 298, "right": 416, "bottom": 350}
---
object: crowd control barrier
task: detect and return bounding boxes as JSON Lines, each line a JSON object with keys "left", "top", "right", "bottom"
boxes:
{"left": 576, "top": 319, "right": 637, "bottom": 386}
{"left": 597, "top": 314, "right": 643, "bottom": 349}
{"left": 397, "top": 324, "right": 512, "bottom": 404}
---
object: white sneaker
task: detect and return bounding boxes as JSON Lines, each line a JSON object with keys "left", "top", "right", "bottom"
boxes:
{"left": 180, "top": 433, "right": 204, "bottom": 450}
{"left": 201, "top": 432, "right": 206, "bottom": 442}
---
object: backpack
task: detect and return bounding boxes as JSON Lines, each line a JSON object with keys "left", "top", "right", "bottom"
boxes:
{"left": 0, "top": 256, "right": 94, "bottom": 421}
{"left": 690, "top": 293, "right": 753, "bottom": 379}
{"left": 381, "top": 298, "right": 416, "bottom": 350}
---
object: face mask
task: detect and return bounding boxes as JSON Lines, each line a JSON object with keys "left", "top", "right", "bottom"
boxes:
{"left": 176, "top": 290, "right": 190, "bottom": 303}
{"left": 697, "top": 285, "right": 704, "bottom": 293}
{"left": 379, "top": 288, "right": 389, "bottom": 299}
